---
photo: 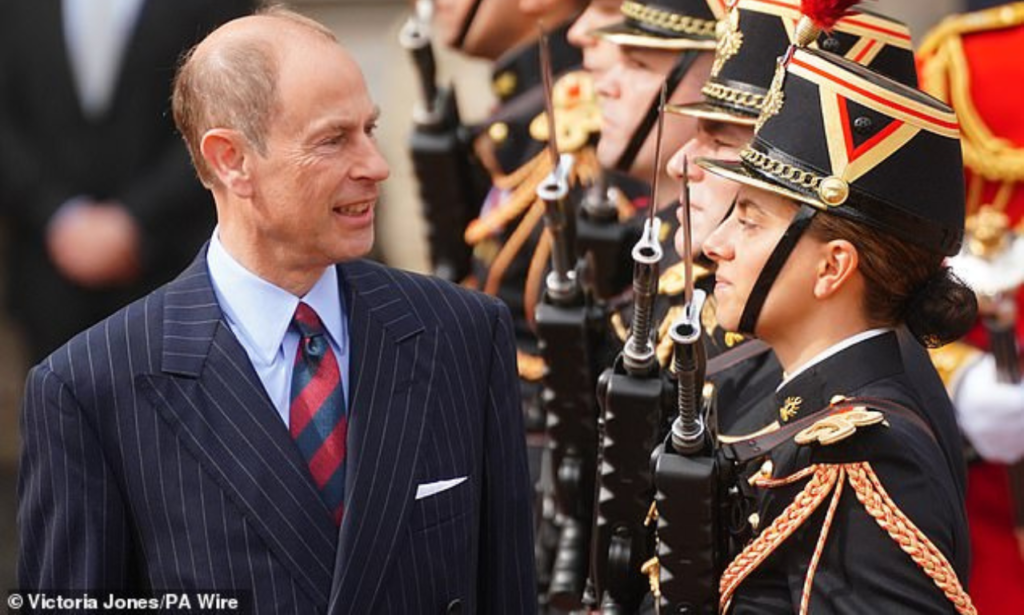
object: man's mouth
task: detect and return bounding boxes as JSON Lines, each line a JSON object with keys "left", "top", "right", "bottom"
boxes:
{"left": 334, "top": 202, "right": 372, "bottom": 216}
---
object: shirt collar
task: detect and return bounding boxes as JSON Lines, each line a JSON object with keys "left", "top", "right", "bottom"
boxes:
{"left": 776, "top": 327, "right": 892, "bottom": 393}
{"left": 206, "top": 230, "right": 345, "bottom": 367}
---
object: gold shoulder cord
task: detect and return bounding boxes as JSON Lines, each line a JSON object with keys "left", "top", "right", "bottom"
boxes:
{"left": 919, "top": 4, "right": 1024, "bottom": 215}
{"left": 720, "top": 462, "right": 977, "bottom": 614}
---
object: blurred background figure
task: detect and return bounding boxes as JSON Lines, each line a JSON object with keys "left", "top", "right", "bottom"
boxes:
{"left": 0, "top": 0, "right": 254, "bottom": 594}
{"left": 0, "top": 0, "right": 255, "bottom": 363}
{"left": 919, "top": 3, "right": 1024, "bottom": 613}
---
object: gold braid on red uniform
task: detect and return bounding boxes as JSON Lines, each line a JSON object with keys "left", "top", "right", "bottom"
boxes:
{"left": 918, "top": 4, "right": 1024, "bottom": 215}
{"left": 720, "top": 462, "right": 977, "bottom": 614}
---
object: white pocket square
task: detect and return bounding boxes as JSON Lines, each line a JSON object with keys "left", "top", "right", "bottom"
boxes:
{"left": 415, "top": 476, "right": 468, "bottom": 500}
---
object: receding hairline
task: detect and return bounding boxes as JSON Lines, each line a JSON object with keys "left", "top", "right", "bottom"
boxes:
{"left": 190, "top": 9, "right": 339, "bottom": 68}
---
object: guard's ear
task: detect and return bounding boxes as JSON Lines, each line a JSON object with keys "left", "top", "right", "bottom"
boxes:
{"left": 813, "top": 238, "right": 859, "bottom": 300}
{"left": 200, "top": 128, "right": 255, "bottom": 198}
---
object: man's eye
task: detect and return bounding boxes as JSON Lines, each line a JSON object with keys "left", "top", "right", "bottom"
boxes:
{"left": 321, "top": 133, "right": 346, "bottom": 146}
{"left": 365, "top": 122, "right": 379, "bottom": 138}
{"left": 737, "top": 217, "right": 757, "bottom": 230}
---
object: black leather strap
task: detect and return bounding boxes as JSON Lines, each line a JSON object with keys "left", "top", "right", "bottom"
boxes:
{"left": 453, "top": 0, "right": 485, "bottom": 50}
{"left": 614, "top": 50, "right": 701, "bottom": 173}
{"left": 706, "top": 339, "right": 770, "bottom": 377}
{"left": 723, "top": 396, "right": 937, "bottom": 466}
{"left": 737, "top": 204, "right": 817, "bottom": 335}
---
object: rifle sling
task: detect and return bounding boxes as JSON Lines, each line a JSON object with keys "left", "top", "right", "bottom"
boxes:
{"left": 723, "top": 396, "right": 937, "bottom": 466}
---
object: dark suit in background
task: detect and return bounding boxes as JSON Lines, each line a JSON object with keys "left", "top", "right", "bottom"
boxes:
{"left": 0, "top": 0, "right": 254, "bottom": 360}
{"left": 19, "top": 254, "right": 537, "bottom": 613}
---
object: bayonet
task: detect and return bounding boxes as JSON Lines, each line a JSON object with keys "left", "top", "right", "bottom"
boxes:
{"left": 622, "top": 83, "right": 668, "bottom": 374}
{"left": 399, "top": 0, "right": 439, "bottom": 119}
{"left": 539, "top": 24, "right": 560, "bottom": 170}
{"left": 536, "top": 22, "right": 578, "bottom": 305}
{"left": 681, "top": 157, "right": 694, "bottom": 309}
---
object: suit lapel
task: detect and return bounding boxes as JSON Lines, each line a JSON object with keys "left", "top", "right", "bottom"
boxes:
{"left": 136, "top": 252, "right": 337, "bottom": 610}
{"left": 328, "top": 261, "right": 431, "bottom": 615}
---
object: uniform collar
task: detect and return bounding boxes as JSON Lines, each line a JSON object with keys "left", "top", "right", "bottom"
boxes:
{"left": 206, "top": 230, "right": 345, "bottom": 367}
{"left": 773, "top": 329, "right": 901, "bottom": 424}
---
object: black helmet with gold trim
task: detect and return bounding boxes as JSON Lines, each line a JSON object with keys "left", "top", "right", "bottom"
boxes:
{"left": 698, "top": 43, "right": 965, "bottom": 333}
{"left": 593, "top": 0, "right": 724, "bottom": 50}
{"left": 668, "top": 0, "right": 917, "bottom": 126}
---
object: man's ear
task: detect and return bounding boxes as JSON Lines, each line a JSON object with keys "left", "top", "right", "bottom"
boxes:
{"left": 200, "top": 129, "right": 254, "bottom": 198}
{"left": 814, "top": 239, "right": 859, "bottom": 299}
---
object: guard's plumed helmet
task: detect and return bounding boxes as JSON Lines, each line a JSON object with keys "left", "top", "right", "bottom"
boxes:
{"left": 697, "top": 0, "right": 966, "bottom": 334}
{"left": 670, "top": 0, "right": 917, "bottom": 126}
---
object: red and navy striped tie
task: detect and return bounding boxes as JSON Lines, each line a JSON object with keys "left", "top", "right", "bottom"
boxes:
{"left": 289, "top": 302, "right": 347, "bottom": 525}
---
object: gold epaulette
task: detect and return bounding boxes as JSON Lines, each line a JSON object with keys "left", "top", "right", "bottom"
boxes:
{"left": 528, "top": 70, "right": 602, "bottom": 153}
{"left": 793, "top": 407, "right": 886, "bottom": 447}
{"left": 721, "top": 462, "right": 977, "bottom": 614}
{"left": 658, "top": 261, "right": 712, "bottom": 295}
{"left": 928, "top": 341, "right": 983, "bottom": 389}
{"left": 918, "top": 3, "right": 1024, "bottom": 210}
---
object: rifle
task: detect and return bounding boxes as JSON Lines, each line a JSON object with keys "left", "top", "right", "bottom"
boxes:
{"left": 590, "top": 85, "right": 674, "bottom": 614}
{"left": 575, "top": 172, "right": 642, "bottom": 302}
{"left": 649, "top": 159, "right": 731, "bottom": 613}
{"left": 400, "top": 0, "right": 488, "bottom": 281}
{"left": 532, "top": 29, "right": 604, "bottom": 610}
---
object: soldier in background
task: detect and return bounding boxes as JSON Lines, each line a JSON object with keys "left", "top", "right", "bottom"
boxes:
{"left": 919, "top": 4, "right": 1024, "bottom": 613}
{"left": 430, "top": 0, "right": 584, "bottom": 422}
{"left": 568, "top": 0, "right": 625, "bottom": 79}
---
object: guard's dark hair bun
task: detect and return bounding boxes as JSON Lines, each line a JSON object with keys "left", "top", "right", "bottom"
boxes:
{"left": 905, "top": 268, "right": 978, "bottom": 348}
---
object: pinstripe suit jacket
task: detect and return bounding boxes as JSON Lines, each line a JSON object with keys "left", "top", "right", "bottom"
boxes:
{"left": 18, "top": 252, "right": 538, "bottom": 614}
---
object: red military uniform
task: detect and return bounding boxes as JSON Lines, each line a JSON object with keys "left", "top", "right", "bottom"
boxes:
{"left": 919, "top": 4, "right": 1024, "bottom": 613}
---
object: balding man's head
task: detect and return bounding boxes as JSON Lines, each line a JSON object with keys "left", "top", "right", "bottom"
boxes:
{"left": 172, "top": 6, "right": 338, "bottom": 186}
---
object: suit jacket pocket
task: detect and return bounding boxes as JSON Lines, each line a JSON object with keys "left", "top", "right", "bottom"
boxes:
{"left": 409, "top": 474, "right": 475, "bottom": 532}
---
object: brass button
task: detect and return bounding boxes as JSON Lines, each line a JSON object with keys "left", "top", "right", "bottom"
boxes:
{"left": 493, "top": 71, "right": 517, "bottom": 98}
{"left": 487, "top": 122, "right": 509, "bottom": 144}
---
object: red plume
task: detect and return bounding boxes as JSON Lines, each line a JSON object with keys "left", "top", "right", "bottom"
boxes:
{"left": 800, "top": 0, "right": 862, "bottom": 31}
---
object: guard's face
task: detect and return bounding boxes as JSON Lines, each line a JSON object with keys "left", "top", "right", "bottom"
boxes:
{"left": 667, "top": 119, "right": 752, "bottom": 257}
{"left": 595, "top": 48, "right": 711, "bottom": 184}
{"left": 703, "top": 184, "right": 816, "bottom": 336}
{"left": 568, "top": 0, "right": 624, "bottom": 79}
{"left": 245, "top": 39, "right": 389, "bottom": 271}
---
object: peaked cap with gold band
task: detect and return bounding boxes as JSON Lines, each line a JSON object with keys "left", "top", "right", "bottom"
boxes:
{"left": 668, "top": 0, "right": 916, "bottom": 126}
{"left": 593, "top": 0, "right": 725, "bottom": 50}
{"left": 698, "top": 42, "right": 965, "bottom": 335}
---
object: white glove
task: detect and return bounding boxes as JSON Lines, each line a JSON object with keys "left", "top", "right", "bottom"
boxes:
{"left": 955, "top": 354, "right": 1024, "bottom": 464}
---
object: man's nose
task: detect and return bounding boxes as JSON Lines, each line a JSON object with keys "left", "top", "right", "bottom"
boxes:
{"left": 355, "top": 139, "right": 390, "bottom": 182}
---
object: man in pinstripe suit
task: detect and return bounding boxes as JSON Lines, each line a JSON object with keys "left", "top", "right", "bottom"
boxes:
{"left": 17, "top": 8, "right": 537, "bottom": 614}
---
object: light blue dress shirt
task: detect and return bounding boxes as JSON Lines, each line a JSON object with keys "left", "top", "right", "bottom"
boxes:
{"left": 206, "top": 231, "right": 350, "bottom": 426}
